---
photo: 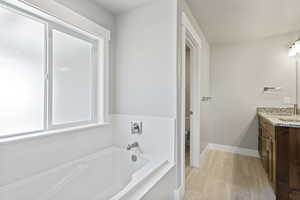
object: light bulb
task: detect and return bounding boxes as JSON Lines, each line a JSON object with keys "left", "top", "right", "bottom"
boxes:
{"left": 289, "top": 46, "right": 297, "bottom": 57}
{"left": 295, "top": 40, "right": 300, "bottom": 53}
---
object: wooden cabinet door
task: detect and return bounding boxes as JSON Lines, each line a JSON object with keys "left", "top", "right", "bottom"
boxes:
{"left": 276, "top": 127, "right": 290, "bottom": 200}
{"left": 258, "top": 126, "right": 262, "bottom": 157}
{"left": 272, "top": 138, "right": 277, "bottom": 191}
{"left": 277, "top": 127, "right": 289, "bottom": 183}
{"left": 277, "top": 182, "right": 290, "bottom": 200}
{"left": 289, "top": 128, "right": 300, "bottom": 191}
{"left": 290, "top": 191, "right": 300, "bottom": 200}
{"left": 261, "top": 136, "right": 269, "bottom": 171}
{"left": 267, "top": 138, "right": 273, "bottom": 181}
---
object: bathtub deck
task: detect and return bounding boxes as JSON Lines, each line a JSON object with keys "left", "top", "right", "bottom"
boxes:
{"left": 184, "top": 150, "right": 275, "bottom": 200}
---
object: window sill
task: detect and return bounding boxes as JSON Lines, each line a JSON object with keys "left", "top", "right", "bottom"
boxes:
{"left": 0, "top": 123, "right": 111, "bottom": 144}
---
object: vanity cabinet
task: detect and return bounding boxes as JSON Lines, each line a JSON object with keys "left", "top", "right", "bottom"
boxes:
{"left": 258, "top": 117, "right": 276, "bottom": 190}
{"left": 258, "top": 116, "right": 300, "bottom": 200}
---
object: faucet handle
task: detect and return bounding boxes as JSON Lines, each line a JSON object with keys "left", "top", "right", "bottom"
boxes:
{"left": 131, "top": 121, "right": 143, "bottom": 135}
{"left": 126, "top": 142, "right": 139, "bottom": 150}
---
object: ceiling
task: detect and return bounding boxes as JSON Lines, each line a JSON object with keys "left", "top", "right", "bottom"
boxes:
{"left": 186, "top": 0, "right": 300, "bottom": 44}
{"left": 92, "top": 0, "right": 153, "bottom": 15}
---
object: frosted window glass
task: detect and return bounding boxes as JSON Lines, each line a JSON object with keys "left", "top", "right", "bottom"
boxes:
{"left": 0, "top": 7, "right": 45, "bottom": 136}
{"left": 52, "top": 30, "right": 93, "bottom": 125}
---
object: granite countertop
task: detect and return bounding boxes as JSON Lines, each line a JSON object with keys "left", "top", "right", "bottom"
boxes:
{"left": 258, "top": 112, "right": 300, "bottom": 128}
{"left": 257, "top": 107, "right": 300, "bottom": 128}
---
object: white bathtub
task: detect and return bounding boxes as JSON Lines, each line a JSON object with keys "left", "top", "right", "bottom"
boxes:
{"left": 0, "top": 147, "right": 170, "bottom": 200}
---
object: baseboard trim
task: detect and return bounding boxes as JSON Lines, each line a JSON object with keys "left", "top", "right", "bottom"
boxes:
{"left": 207, "top": 143, "right": 259, "bottom": 158}
{"left": 174, "top": 184, "right": 184, "bottom": 200}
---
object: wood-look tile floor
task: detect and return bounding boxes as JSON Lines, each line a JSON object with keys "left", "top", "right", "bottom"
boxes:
{"left": 185, "top": 150, "right": 276, "bottom": 200}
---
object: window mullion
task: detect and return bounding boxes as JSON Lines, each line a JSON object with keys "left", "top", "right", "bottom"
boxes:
{"left": 43, "top": 23, "right": 49, "bottom": 131}
{"left": 46, "top": 25, "right": 53, "bottom": 131}
{"left": 92, "top": 44, "right": 98, "bottom": 123}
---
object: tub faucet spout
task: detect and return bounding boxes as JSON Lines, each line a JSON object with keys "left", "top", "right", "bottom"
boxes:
{"left": 127, "top": 142, "right": 139, "bottom": 150}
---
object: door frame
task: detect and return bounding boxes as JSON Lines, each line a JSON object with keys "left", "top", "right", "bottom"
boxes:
{"left": 179, "top": 12, "right": 202, "bottom": 194}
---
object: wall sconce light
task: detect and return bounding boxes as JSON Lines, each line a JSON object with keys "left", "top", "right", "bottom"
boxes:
{"left": 289, "top": 46, "right": 297, "bottom": 57}
{"left": 295, "top": 40, "right": 300, "bottom": 51}
{"left": 289, "top": 39, "right": 300, "bottom": 57}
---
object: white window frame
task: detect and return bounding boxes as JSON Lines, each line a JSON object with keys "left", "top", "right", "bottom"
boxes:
{"left": 0, "top": 0, "right": 111, "bottom": 139}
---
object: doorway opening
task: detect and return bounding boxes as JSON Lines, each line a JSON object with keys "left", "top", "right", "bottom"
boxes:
{"left": 185, "top": 45, "right": 192, "bottom": 178}
{"left": 178, "top": 12, "right": 202, "bottom": 198}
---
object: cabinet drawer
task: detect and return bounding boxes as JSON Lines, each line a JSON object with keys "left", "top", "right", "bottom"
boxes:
{"left": 290, "top": 128, "right": 300, "bottom": 191}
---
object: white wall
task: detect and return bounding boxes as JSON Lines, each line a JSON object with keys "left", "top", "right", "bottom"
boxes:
{"left": 210, "top": 32, "right": 298, "bottom": 150}
{"left": 113, "top": 0, "right": 178, "bottom": 198}
{"left": 113, "top": 0, "right": 178, "bottom": 117}
{"left": 0, "top": 0, "right": 115, "bottom": 189}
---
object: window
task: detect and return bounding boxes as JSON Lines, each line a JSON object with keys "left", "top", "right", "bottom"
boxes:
{"left": 0, "top": 5, "right": 45, "bottom": 136}
{"left": 50, "top": 27, "right": 97, "bottom": 128}
{"left": 0, "top": 3, "right": 107, "bottom": 138}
